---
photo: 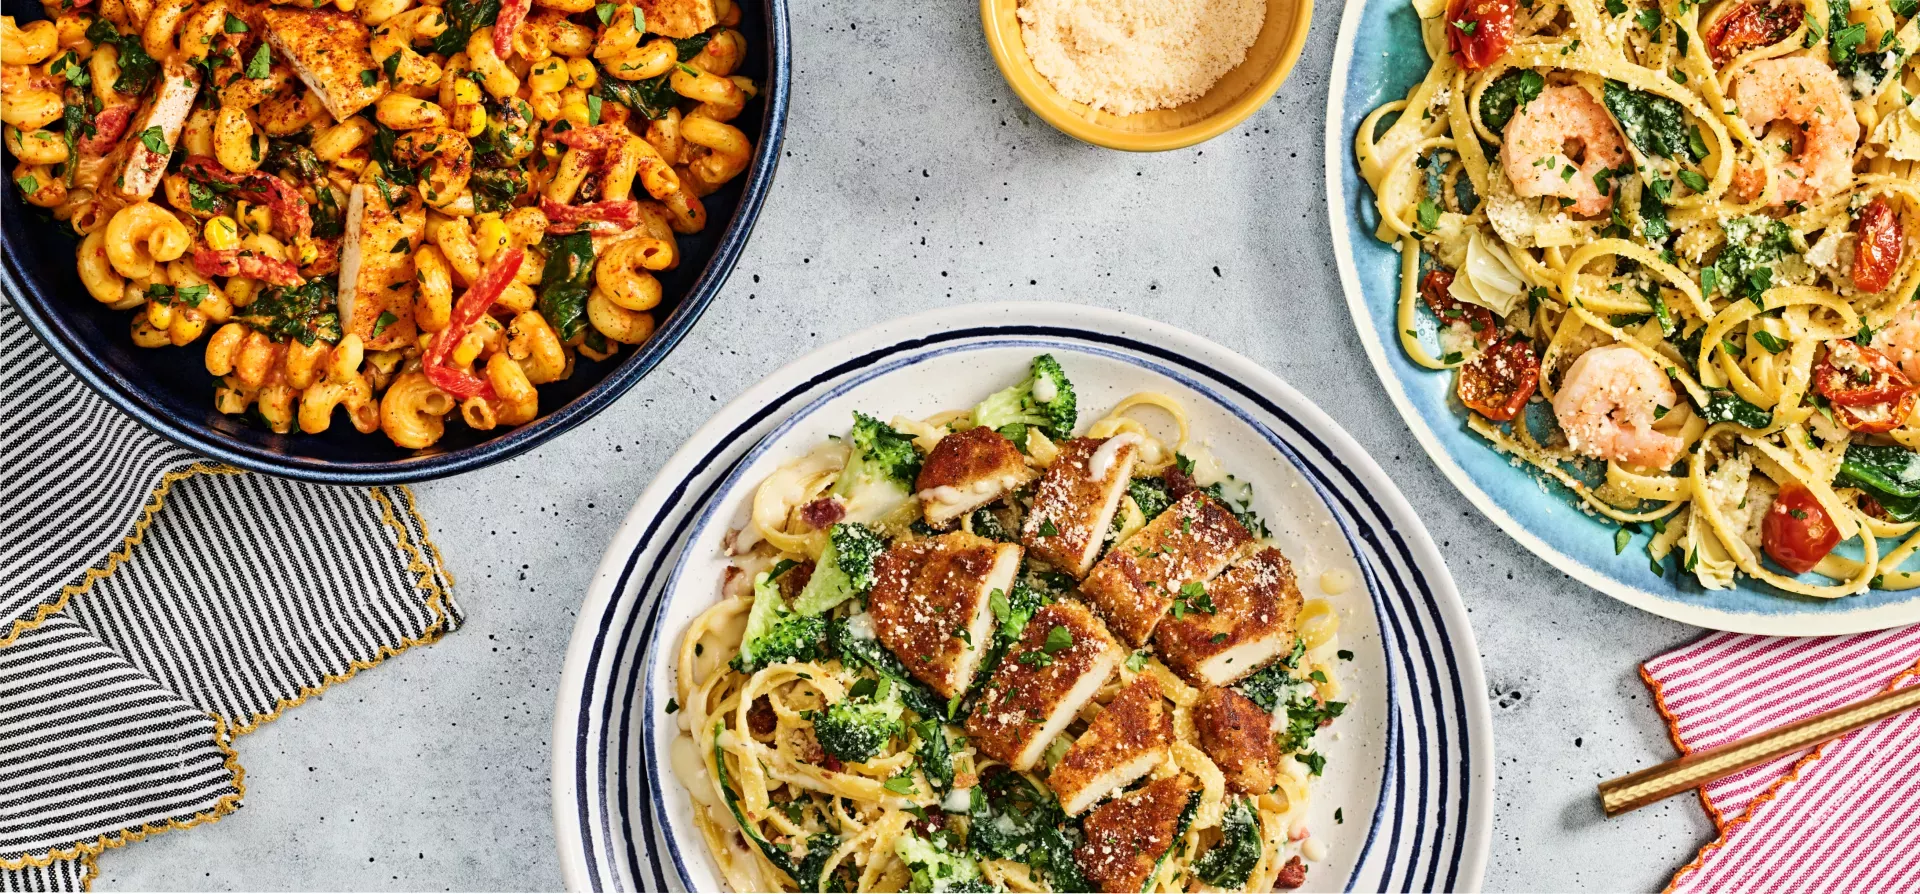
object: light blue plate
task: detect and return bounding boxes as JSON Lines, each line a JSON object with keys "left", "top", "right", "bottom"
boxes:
{"left": 1324, "top": 1, "right": 1920, "bottom": 634}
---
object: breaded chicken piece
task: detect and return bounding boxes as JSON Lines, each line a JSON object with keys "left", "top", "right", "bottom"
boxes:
{"left": 1154, "top": 547, "right": 1305, "bottom": 686}
{"left": 262, "top": 7, "right": 385, "bottom": 122}
{"left": 965, "top": 600, "right": 1121, "bottom": 770}
{"left": 336, "top": 184, "right": 423, "bottom": 350}
{"left": 1049, "top": 676, "right": 1173, "bottom": 816}
{"left": 1074, "top": 774, "right": 1199, "bottom": 893}
{"left": 105, "top": 64, "right": 200, "bottom": 202}
{"left": 1022, "top": 437, "right": 1137, "bottom": 577}
{"left": 637, "top": 0, "right": 718, "bottom": 38}
{"left": 1080, "top": 491, "right": 1255, "bottom": 647}
{"left": 1193, "top": 686, "right": 1286, "bottom": 796}
{"left": 867, "top": 531, "right": 1019, "bottom": 700}
{"left": 914, "top": 427, "right": 1033, "bottom": 528}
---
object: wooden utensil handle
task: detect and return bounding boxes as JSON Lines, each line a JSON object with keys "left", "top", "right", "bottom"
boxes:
{"left": 1598, "top": 683, "right": 1920, "bottom": 817}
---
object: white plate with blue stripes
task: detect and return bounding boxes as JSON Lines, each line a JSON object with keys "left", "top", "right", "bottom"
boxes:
{"left": 551, "top": 302, "right": 1493, "bottom": 892}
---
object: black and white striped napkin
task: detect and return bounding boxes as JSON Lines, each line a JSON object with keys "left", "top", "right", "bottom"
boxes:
{"left": 0, "top": 302, "right": 461, "bottom": 891}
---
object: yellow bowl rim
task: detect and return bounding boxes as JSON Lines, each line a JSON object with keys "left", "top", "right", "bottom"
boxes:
{"left": 978, "top": 0, "right": 1315, "bottom": 152}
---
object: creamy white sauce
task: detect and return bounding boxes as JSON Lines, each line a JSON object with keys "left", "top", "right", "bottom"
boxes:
{"left": 1319, "top": 569, "right": 1353, "bottom": 595}
{"left": 1088, "top": 432, "right": 1143, "bottom": 480}
{"left": 1302, "top": 836, "right": 1328, "bottom": 862}
{"left": 670, "top": 734, "right": 716, "bottom": 806}
{"left": 1033, "top": 374, "right": 1057, "bottom": 404}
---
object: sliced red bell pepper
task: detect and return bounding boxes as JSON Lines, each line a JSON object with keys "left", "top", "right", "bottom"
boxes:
{"left": 424, "top": 247, "right": 523, "bottom": 400}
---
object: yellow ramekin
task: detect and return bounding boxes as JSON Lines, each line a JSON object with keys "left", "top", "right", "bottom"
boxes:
{"left": 980, "top": 0, "right": 1314, "bottom": 152}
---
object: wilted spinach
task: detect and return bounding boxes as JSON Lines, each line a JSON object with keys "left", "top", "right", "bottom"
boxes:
{"left": 1603, "top": 80, "right": 1696, "bottom": 161}
{"left": 238, "top": 278, "right": 342, "bottom": 346}
{"left": 1697, "top": 389, "right": 1773, "bottom": 429}
{"left": 429, "top": 0, "right": 502, "bottom": 56}
{"left": 537, "top": 233, "right": 595, "bottom": 341}
{"left": 1479, "top": 69, "right": 1544, "bottom": 132}
{"left": 84, "top": 20, "right": 159, "bottom": 95}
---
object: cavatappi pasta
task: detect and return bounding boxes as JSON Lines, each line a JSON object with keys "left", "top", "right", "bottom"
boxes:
{"left": 1359, "top": 0, "right": 1920, "bottom": 595}
{"left": 2, "top": 0, "right": 756, "bottom": 447}
{"left": 671, "top": 355, "right": 1347, "bottom": 893}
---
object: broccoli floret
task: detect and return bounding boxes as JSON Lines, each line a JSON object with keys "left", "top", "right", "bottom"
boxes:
{"left": 834, "top": 413, "right": 923, "bottom": 524}
{"left": 811, "top": 677, "right": 905, "bottom": 763}
{"left": 794, "top": 833, "right": 846, "bottom": 894}
{"left": 967, "top": 507, "right": 1018, "bottom": 543}
{"left": 732, "top": 563, "right": 829, "bottom": 673}
{"left": 791, "top": 523, "right": 886, "bottom": 616}
{"left": 970, "top": 354, "right": 1077, "bottom": 440}
{"left": 895, "top": 831, "right": 988, "bottom": 893}
{"left": 1194, "top": 796, "right": 1263, "bottom": 888}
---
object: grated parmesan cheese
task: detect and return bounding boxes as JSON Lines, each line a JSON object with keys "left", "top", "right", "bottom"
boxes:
{"left": 1017, "top": 0, "right": 1265, "bottom": 115}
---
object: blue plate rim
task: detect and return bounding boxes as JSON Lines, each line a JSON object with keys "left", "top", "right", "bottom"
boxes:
{"left": 548, "top": 302, "right": 1494, "bottom": 893}
{"left": 0, "top": 0, "right": 792, "bottom": 486}
{"left": 1321, "top": 0, "right": 1920, "bottom": 636}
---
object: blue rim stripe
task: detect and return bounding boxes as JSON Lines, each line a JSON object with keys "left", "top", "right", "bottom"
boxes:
{"left": 571, "top": 323, "right": 1482, "bottom": 892}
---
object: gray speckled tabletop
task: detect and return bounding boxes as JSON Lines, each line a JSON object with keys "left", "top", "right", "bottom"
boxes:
{"left": 90, "top": 1, "right": 1719, "bottom": 890}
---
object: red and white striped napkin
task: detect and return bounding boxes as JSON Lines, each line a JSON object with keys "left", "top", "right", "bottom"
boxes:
{"left": 1641, "top": 625, "right": 1920, "bottom": 894}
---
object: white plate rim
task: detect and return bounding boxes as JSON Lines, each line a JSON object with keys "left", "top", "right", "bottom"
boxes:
{"left": 1321, "top": 0, "right": 1920, "bottom": 636}
{"left": 551, "top": 302, "right": 1495, "bottom": 892}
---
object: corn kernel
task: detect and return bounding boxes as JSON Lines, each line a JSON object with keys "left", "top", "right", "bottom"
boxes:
{"left": 465, "top": 106, "right": 487, "bottom": 137}
{"left": 530, "top": 59, "right": 568, "bottom": 93}
{"left": 475, "top": 216, "right": 511, "bottom": 263}
{"left": 560, "top": 100, "right": 591, "bottom": 130}
{"left": 236, "top": 202, "right": 271, "bottom": 235}
{"left": 203, "top": 216, "right": 240, "bottom": 250}
{"left": 453, "top": 78, "right": 483, "bottom": 105}
{"left": 297, "top": 239, "right": 320, "bottom": 266}
{"left": 452, "top": 329, "right": 485, "bottom": 366}
{"left": 566, "top": 57, "right": 597, "bottom": 89}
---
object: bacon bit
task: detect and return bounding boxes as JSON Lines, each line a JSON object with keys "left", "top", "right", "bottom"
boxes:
{"left": 424, "top": 247, "right": 523, "bottom": 399}
{"left": 77, "top": 104, "right": 133, "bottom": 156}
{"left": 541, "top": 197, "right": 640, "bottom": 234}
{"left": 747, "top": 697, "right": 777, "bottom": 736}
{"left": 774, "top": 561, "right": 814, "bottom": 602}
{"left": 180, "top": 156, "right": 313, "bottom": 241}
{"left": 910, "top": 811, "right": 946, "bottom": 837}
{"left": 493, "top": 0, "right": 533, "bottom": 59}
{"left": 799, "top": 497, "right": 846, "bottom": 529}
{"left": 192, "top": 246, "right": 305, "bottom": 285}
{"left": 821, "top": 753, "right": 843, "bottom": 774}
{"left": 1277, "top": 856, "right": 1307, "bottom": 889}
{"left": 1161, "top": 464, "right": 1200, "bottom": 502}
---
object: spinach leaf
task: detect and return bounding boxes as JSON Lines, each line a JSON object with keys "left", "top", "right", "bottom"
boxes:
{"left": 470, "top": 163, "right": 527, "bottom": 214}
{"left": 369, "top": 121, "right": 418, "bottom": 186}
{"left": 429, "top": 0, "right": 502, "bottom": 56}
{"left": 1837, "top": 444, "right": 1920, "bottom": 498}
{"left": 537, "top": 233, "right": 595, "bottom": 342}
{"left": 911, "top": 718, "right": 953, "bottom": 791}
{"left": 1698, "top": 389, "right": 1773, "bottom": 429}
{"left": 1194, "top": 797, "right": 1262, "bottom": 888}
{"left": 597, "top": 71, "right": 680, "bottom": 120}
{"left": 674, "top": 32, "right": 713, "bottom": 60}
{"left": 84, "top": 20, "right": 159, "bottom": 95}
{"left": 1714, "top": 215, "right": 1796, "bottom": 305}
{"left": 1602, "top": 80, "right": 1696, "bottom": 160}
{"left": 711, "top": 722, "right": 813, "bottom": 886}
{"left": 826, "top": 617, "right": 949, "bottom": 720}
{"left": 1235, "top": 638, "right": 1306, "bottom": 713}
{"left": 266, "top": 140, "right": 343, "bottom": 239}
{"left": 60, "top": 90, "right": 93, "bottom": 187}
{"left": 1126, "top": 476, "right": 1174, "bottom": 521}
{"left": 967, "top": 768, "right": 1090, "bottom": 893}
{"left": 1478, "top": 69, "right": 1544, "bottom": 132}
{"left": 238, "top": 278, "right": 342, "bottom": 346}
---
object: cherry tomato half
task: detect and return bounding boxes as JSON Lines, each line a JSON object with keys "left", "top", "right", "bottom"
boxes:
{"left": 1446, "top": 0, "right": 1516, "bottom": 71}
{"left": 1420, "top": 269, "right": 1496, "bottom": 344}
{"left": 1457, "top": 336, "right": 1540, "bottom": 422}
{"left": 1762, "top": 485, "right": 1841, "bottom": 575}
{"left": 1853, "top": 196, "right": 1904, "bottom": 295}
{"left": 1702, "top": 2, "right": 1801, "bottom": 65}
{"left": 1813, "top": 340, "right": 1915, "bottom": 408}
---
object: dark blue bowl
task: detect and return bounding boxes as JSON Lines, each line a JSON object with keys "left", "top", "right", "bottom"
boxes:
{"left": 0, "top": 0, "right": 789, "bottom": 484}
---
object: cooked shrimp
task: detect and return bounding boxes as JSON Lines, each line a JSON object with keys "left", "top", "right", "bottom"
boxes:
{"left": 1552, "top": 345, "right": 1689, "bottom": 468}
{"left": 1731, "top": 57, "right": 1860, "bottom": 205}
{"left": 1501, "top": 85, "right": 1630, "bottom": 217}
{"left": 1872, "top": 301, "right": 1920, "bottom": 381}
